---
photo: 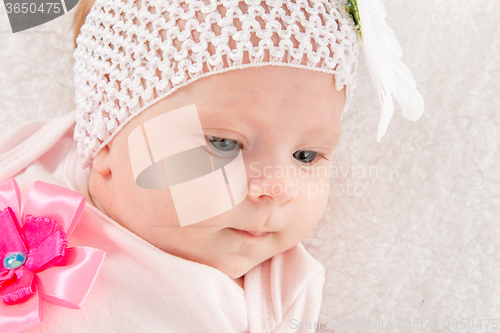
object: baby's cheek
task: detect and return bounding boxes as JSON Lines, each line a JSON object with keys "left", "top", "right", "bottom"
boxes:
{"left": 309, "top": 177, "right": 331, "bottom": 221}
{"left": 283, "top": 181, "right": 327, "bottom": 249}
{"left": 137, "top": 190, "right": 178, "bottom": 222}
{"left": 293, "top": 177, "right": 329, "bottom": 221}
{"left": 302, "top": 174, "right": 330, "bottom": 203}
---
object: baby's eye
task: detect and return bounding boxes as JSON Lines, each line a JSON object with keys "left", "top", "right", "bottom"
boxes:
{"left": 206, "top": 135, "right": 242, "bottom": 156}
{"left": 292, "top": 150, "right": 326, "bottom": 165}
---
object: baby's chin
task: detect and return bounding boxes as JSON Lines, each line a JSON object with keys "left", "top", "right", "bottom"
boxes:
{"left": 202, "top": 252, "right": 259, "bottom": 279}
{"left": 222, "top": 265, "right": 252, "bottom": 280}
{"left": 214, "top": 249, "right": 279, "bottom": 280}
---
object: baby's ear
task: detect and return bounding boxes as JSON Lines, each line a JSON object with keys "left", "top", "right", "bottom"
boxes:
{"left": 92, "top": 145, "right": 111, "bottom": 176}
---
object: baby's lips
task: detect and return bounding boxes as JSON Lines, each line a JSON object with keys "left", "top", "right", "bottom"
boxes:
{"left": 229, "top": 228, "right": 275, "bottom": 238}
{"left": 244, "top": 231, "right": 269, "bottom": 237}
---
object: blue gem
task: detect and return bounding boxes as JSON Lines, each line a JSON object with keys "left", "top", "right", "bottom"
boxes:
{"left": 3, "top": 251, "right": 27, "bottom": 270}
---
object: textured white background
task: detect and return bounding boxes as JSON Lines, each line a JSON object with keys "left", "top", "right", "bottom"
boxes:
{"left": 1, "top": 1, "right": 499, "bottom": 332}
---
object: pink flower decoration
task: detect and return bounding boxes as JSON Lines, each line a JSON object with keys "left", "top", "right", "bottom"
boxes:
{"left": 0, "top": 178, "right": 106, "bottom": 333}
{"left": 0, "top": 210, "right": 68, "bottom": 304}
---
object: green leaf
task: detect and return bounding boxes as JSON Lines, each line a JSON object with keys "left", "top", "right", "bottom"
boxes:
{"left": 345, "top": 0, "right": 362, "bottom": 39}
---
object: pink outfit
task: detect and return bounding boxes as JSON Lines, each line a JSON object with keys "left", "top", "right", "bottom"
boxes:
{"left": 0, "top": 113, "right": 325, "bottom": 332}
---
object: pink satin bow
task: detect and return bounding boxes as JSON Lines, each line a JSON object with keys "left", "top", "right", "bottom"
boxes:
{"left": 0, "top": 178, "right": 106, "bottom": 333}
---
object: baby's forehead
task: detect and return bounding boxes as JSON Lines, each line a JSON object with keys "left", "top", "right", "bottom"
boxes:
{"left": 141, "top": 66, "right": 340, "bottom": 115}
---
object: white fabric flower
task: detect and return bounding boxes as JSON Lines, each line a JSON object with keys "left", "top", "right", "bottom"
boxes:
{"left": 357, "top": 0, "right": 425, "bottom": 141}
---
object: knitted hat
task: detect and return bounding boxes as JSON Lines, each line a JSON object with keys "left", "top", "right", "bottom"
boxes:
{"left": 73, "top": 0, "right": 360, "bottom": 168}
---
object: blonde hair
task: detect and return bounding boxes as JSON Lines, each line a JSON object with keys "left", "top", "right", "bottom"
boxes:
{"left": 71, "top": 0, "right": 96, "bottom": 49}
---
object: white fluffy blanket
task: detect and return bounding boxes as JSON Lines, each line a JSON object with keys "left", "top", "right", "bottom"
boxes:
{"left": 1, "top": 1, "right": 499, "bottom": 331}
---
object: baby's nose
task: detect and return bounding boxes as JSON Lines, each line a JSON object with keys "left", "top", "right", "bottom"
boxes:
{"left": 246, "top": 163, "right": 297, "bottom": 205}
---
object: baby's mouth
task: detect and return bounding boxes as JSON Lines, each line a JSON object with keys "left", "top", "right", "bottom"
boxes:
{"left": 229, "top": 228, "right": 270, "bottom": 238}
{"left": 243, "top": 230, "right": 268, "bottom": 237}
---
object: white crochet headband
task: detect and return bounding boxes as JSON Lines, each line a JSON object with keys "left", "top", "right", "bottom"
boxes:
{"left": 73, "top": 0, "right": 423, "bottom": 169}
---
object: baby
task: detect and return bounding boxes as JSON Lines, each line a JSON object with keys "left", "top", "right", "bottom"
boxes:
{"left": 0, "top": 0, "right": 422, "bottom": 332}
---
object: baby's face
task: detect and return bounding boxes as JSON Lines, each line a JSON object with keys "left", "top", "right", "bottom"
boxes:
{"left": 89, "top": 66, "right": 344, "bottom": 279}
